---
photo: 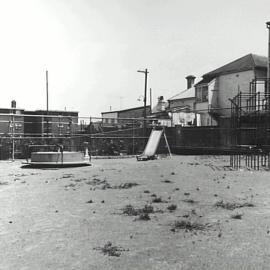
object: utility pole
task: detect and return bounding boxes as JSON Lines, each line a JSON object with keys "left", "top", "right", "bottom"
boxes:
{"left": 267, "top": 22, "right": 270, "bottom": 94}
{"left": 46, "top": 70, "right": 49, "bottom": 112}
{"left": 46, "top": 70, "right": 49, "bottom": 137}
{"left": 150, "top": 88, "right": 152, "bottom": 113}
{"left": 137, "top": 68, "right": 149, "bottom": 141}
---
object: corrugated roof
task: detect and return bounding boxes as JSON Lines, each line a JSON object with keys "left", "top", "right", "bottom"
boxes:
{"left": 168, "top": 86, "right": 195, "bottom": 101}
{"left": 203, "top": 53, "right": 267, "bottom": 78}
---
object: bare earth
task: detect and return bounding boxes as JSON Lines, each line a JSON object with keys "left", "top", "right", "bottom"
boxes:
{"left": 1, "top": 156, "right": 270, "bottom": 270}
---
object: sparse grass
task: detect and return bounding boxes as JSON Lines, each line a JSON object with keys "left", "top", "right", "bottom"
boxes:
{"left": 141, "top": 204, "right": 154, "bottom": 214}
{"left": 74, "top": 178, "right": 87, "bottom": 182}
{"left": 167, "top": 204, "right": 177, "bottom": 211}
{"left": 94, "top": 241, "right": 127, "bottom": 257}
{"left": 231, "top": 213, "right": 243, "bottom": 219}
{"left": 85, "top": 178, "right": 107, "bottom": 186}
{"left": 152, "top": 197, "right": 167, "bottom": 203}
{"left": 86, "top": 180, "right": 138, "bottom": 190}
{"left": 62, "top": 174, "right": 74, "bottom": 179}
{"left": 161, "top": 180, "right": 173, "bottom": 183}
{"left": 64, "top": 183, "right": 76, "bottom": 188}
{"left": 86, "top": 200, "right": 93, "bottom": 203}
{"left": 188, "top": 162, "right": 200, "bottom": 166}
{"left": 135, "top": 213, "right": 151, "bottom": 221}
{"left": 121, "top": 204, "right": 154, "bottom": 216}
{"left": 171, "top": 220, "right": 207, "bottom": 232}
{"left": 0, "top": 181, "right": 9, "bottom": 185}
{"left": 215, "top": 200, "right": 255, "bottom": 210}
{"left": 122, "top": 205, "right": 138, "bottom": 216}
{"left": 101, "top": 183, "right": 112, "bottom": 190}
{"left": 152, "top": 197, "right": 162, "bottom": 203}
{"left": 182, "top": 199, "right": 197, "bottom": 204}
{"left": 113, "top": 182, "right": 139, "bottom": 189}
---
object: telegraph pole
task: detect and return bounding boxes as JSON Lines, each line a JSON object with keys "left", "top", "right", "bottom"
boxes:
{"left": 46, "top": 70, "right": 49, "bottom": 112}
{"left": 46, "top": 70, "right": 49, "bottom": 137}
{"left": 150, "top": 88, "right": 152, "bottom": 113}
{"left": 137, "top": 68, "right": 149, "bottom": 141}
{"left": 267, "top": 22, "right": 270, "bottom": 94}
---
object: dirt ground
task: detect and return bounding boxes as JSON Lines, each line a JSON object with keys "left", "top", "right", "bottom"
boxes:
{"left": 1, "top": 155, "right": 270, "bottom": 269}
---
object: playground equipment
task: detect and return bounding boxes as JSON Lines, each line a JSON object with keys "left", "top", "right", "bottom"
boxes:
{"left": 22, "top": 144, "right": 91, "bottom": 168}
{"left": 137, "top": 128, "right": 172, "bottom": 161}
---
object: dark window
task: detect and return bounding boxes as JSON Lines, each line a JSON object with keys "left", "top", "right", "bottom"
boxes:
{"left": 196, "top": 85, "right": 208, "bottom": 102}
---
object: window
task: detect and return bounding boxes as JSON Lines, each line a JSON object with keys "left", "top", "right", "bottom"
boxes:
{"left": 202, "top": 87, "right": 208, "bottom": 102}
{"left": 196, "top": 85, "right": 208, "bottom": 102}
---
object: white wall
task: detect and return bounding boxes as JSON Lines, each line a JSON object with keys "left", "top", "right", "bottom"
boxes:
{"left": 208, "top": 78, "right": 218, "bottom": 109}
{"left": 218, "top": 70, "right": 255, "bottom": 116}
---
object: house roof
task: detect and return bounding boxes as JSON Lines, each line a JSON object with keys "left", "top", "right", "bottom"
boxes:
{"left": 168, "top": 86, "right": 195, "bottom": 101}
{"left": 101, "top": 105, "right": 151, "bottom": 115}
{"left": 203, "top": 54, "right": 267, "bottom": 78}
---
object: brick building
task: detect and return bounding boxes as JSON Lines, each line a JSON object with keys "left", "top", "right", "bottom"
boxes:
{"left": 101, "top": 106, "right": 151, "bottom": 126}
{"left": 24, "top": 110, "right": 79, "bottom": 137}
{"left": 0, "top": 101, "right": 24, "bottom": 137}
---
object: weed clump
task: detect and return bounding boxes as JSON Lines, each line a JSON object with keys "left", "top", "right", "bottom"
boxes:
{"left": 135, "top": 213, "right": 151, "bottom": 221}
{"left": 182, "top": 199, "right": 197, "bottom": 204}
{"left": 171, "top": 220, "right": 207, "bottom": 232}
{"left": 113, "top": 182, "right": 139, "bottom": 189}
{"left": 121, "top": 204, "right": 154, "bottom": 216}
{"left": 0, "top": 181, "right": 8, "bottom": 185}
{"left": 62, "top": 174, "right": 74, "bottom": 179}
{"left": 142, "top": 204, "right": 154, "bottom": 214}
{"left": 152, "top": 197, "right": 167, "bottom": 203}
{"left": 86, "top": 199, "right": 93, "bottom": 203}
{"left": 231, "top": 213, "right": 243, "bottom": 219}
{"left": 161, "top": 180, "right": 173, "bottom": 183}
{"left": 167, "top": 204, "right": 177, "bottom": 211}
{"left": 94, "top": 241, "right": 128, "bottom": 257}
{"left": 215, "top": 200, "right": 255, "bottom": 210}
{"left": 122, "top": 205, "right": 138, "bottom": 216}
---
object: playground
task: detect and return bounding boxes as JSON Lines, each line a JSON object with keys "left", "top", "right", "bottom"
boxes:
{"left": 1, "top": 155, "right": 270, "bottom": 269}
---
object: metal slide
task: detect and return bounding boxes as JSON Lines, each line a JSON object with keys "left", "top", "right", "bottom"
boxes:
{"left": 137, "top": 129, "right": 163, "bottom": 161}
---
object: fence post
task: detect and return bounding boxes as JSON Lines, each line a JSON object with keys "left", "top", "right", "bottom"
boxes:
{"left": 132, "top": 119, "right": 135, "bottom": 155}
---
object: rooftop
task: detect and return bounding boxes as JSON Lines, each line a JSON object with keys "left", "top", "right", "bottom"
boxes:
{"left": 168, "top": 86, "right": 195, "bottom": 101}
{"left": 101, "top": 105, "right": 151, "bottom": 115}
{"left": 203, "top": 53, "right": 267, "bottom": 78}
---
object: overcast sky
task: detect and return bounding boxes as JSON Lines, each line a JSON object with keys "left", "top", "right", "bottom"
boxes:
{"left": 0, "top": 0, "right": 270, "bottom": 116}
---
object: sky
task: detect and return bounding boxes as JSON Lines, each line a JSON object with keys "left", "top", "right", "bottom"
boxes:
{"left": 0, "top": 0, "right": 270, "bottom": 117}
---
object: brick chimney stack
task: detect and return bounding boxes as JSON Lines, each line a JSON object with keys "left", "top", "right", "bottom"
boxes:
{"left": 11, "top": 100, "right": 16, "bottom": 108}
{"left": 185, "top": 75, "right": 196, "bottom": 89}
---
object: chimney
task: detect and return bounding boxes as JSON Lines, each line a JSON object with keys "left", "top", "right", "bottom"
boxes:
{"left": 157, "top": 96, "right": 165, "bottom": 111}
{"left": 11, "top": 100, "right": 16, "bottom": 108}
{"left": 185, "top": 75, "right": 196, "bottom": 89}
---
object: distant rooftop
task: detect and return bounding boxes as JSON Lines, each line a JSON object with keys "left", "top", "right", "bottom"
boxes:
{"left": 168, "top": 86, "right": 195, "bottom": 101}
{"left": 101, "top": 105, "right": 150, "bottom": 115}
{"left": 203, "top": 53, "right": 267, "bottom": 78}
